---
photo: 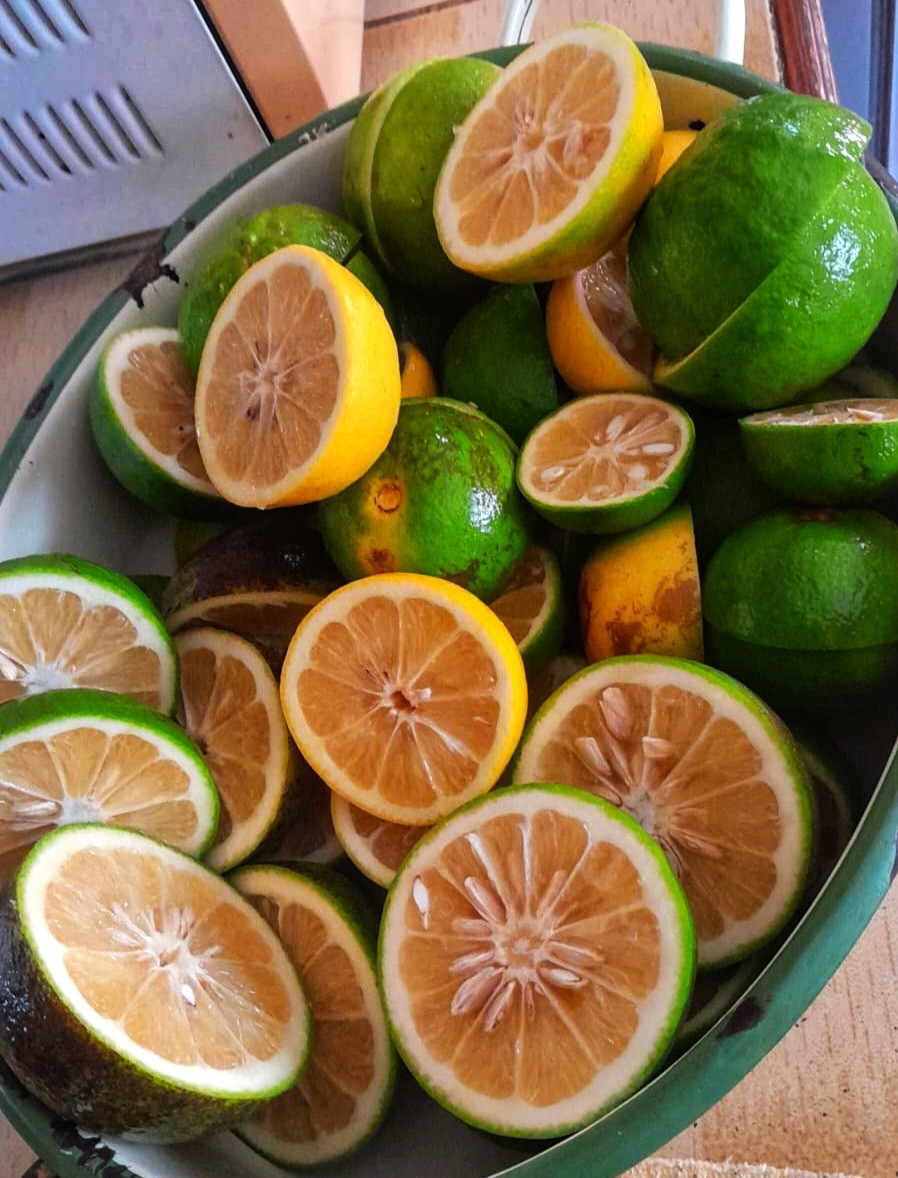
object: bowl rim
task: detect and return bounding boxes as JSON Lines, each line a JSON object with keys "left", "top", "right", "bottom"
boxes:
{"left": 3, "top": 41, "right": 898, "bottom": 1178}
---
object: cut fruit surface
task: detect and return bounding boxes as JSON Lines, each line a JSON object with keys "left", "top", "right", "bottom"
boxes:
{"left": 0, "top": 554, "right": 177, "bottom": 714}
{"left": 673, "top": 956, "right": 761, "bottom": 1049}
{"left": 91, "top": 327, "right": 224, "bottom": 519}
{"left": 517, "top": 393, "right": 694, "bottom": 534}
{"left": 489, "top": 544, "right": 564, "bottom": 672}
{"left": 0, "top": 824, "right": 309, "bottom": 1141}
{"left": 175, "top": 627, "right": 296, "bottom": 872}
{"left": 194, "top": 244, "right": 400, "bottom": 508}
{"left": 330, "top": 793, "right": 428, "bottom": 887}
{"left": 379, "top": 784, "right": 695, "bottom": 1137}
{"left": 0, "top": 688, "right": 218, "bottom": 879}
{"left": 280, "top": 574, "right": 527, "bottom": 825}
{"left": 232, "top": 864, "right": 396, "bottom": 1165}
{"left": 513, "top": 656, "right": 814, "bottom": 966}
{"left": 433, "top": 23, "right": 663, "bottom": 283}
{"left": 252, "top": 758, "right": 343, "bottom": 868}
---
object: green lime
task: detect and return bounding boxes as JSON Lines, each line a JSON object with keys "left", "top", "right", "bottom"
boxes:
{"left": 489, "top": 544, "right": 565, "bottom": 671}
{"left": 177, "top": 204, "right": 394, "bottom": 372}
{"left": 516, "top": 392, "right": 695, "bottom": 533}
{"left": 440, "top": 283, "right": 559, "bottom": 444}
{"left": 91, "top": 327, "right": 228, "bottom": 519}
{"left": 318, "top": 397, "right": 531, "bottom": 601}
{"left": 379, "top": 783, "right": 696, "bottom": 1136}
{"left": 739, "top": 398, "right": 898, "bottom": 504}
{"left": 230, "top": 863, "right": 396, "bottom": 1165}
{"left": 367, "top": 56, "right": 501, "bottom": 289}
{"left": 628, "top": 92, "right": 898, "bottom": 410}
{"left": 703, "top": 507, "right": 898, "bottom": 710}
{"left": 0, "top": 823, "right": 310, "bottom": 1141}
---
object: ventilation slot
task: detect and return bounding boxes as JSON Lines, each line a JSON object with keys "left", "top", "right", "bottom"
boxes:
{"left": 0, "top": 0, "right": 89, "bottom": 54}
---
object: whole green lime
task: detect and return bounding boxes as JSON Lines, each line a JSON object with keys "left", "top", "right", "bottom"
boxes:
{"left": 703, "top": 507, "right": 898, "bottom": 710}
{"left": 628, "top": 93, "right": 898, "bottom": 411}
{"left": 318, "top": 398, "right": 531, "bottom": 600}
{"left": 178, "top": 204, "right": 393, "bottom": 372}
{"left": 440, "top": 283, "right": 558, "bottom": 444}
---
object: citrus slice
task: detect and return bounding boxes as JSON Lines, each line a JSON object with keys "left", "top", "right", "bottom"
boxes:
{"left": 175, "top": 627, "right": 296, "bottom": 872}
{"left": 194, "top": 244, "right": 401, "bottom": 508}
{"left": 673, "top": 957, "right": 761, "bottom": 1049}
{"left": 578, "top": 503, "right": 703, "bottom": 662}
{"left": 0, "top": 688, "right": 218, "bottom": 879}
{"left": 280, "top": 573, "right": 527, "bottom": 825}
{"left": 513, "top": 656, "right": 815, "bottom": 967}
{"left": 489, "top": 544, "right": 564, "bottom": 672}
{"left": 0, "top": 553, "right": 177, "bottom": 714}
{"left": 231, "top": 864, "right": 396, "bottom": 1165}
{"left": 399, "top": 340, "right": 438, "bottom": 399}
{"left": 91, "top": 327, "right": 225, "bottom": 519}
{"left": 546, "top": 250, "right": 654, "bottom": 394}
{"left": 739, "top": 398, "right": 898, "bottom": 505}
{"left": 252, "top": 760, "right": 343, "bottom": 868}
{"left": 516, "top": 392, "right": 695, "bottom": 534}
{"left": 0, "top": 823, "right": 310, "bottom": 1141}
{"left": 330, "top": 793, "right": 428, "bottom": 887}
{"left": 433, "top": 22, "right": 663, "bottom": 283}
{"left": 794, "top": 732, "right": 857, "bottom": 897}
{"left": 379, "top": 783, "right": 695, "bottom": 1137}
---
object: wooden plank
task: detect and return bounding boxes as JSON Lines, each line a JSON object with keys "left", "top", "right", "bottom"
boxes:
{"left": 771, "top": 0, "right": 838, "bottom": 99}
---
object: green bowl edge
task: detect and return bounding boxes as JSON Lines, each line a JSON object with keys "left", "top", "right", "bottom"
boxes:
{"left": 2, "top": 43, "right": 898, "bottom": 1178}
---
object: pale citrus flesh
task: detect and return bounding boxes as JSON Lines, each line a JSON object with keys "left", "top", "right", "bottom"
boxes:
{"left": 280, "top": 574, "right": 527, "bottom": 824}
{"left": 513, "top": 659, "right": 813, "bottom": 965}
{"left": 747, "top": 398, "right": 898, "bottom": 425}
{"left": 176, "top": 628, "right": 293, "bottom": 871}
{"left": 490, "top": 546, "right": 552, "bottom": 647}
{"left": 331, "top": 793, "right": 428, "bottom": 887}
{"left": 166, "top": 588, "right": 325, "bottom": 666}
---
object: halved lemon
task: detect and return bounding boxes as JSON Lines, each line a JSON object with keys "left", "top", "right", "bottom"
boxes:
{"left": 330, "top": 793, "right": 428, "bottom": 887}
{"left": 175, "top": 627, "right": 297, "bottom": 872}
{"left": 517, "top": 392, "right": 695, "bottom": 534}
{"left": 91, "top": 327, "right": 225, "bottom": 519}
{"left": 513, "top": 656, "right": 815, "bottom": 967}
{"left": 0, "top": 553, "right": 177, "bottom": 714}
{"left": 194, "top": 244, "right": 401, "bottom": 508}
{"left": 0, "top": 688, "right": 218, "bottom": 879}
{"left": 231, "top": 864, "right": 396, "bottom": 1164}
{"left": 489, "top": 544, "right": 564, "bottom": 671}
{"left": 546, "top": 250, "right": 654, "bottom": 394}
{"left": 0, "top": 823, "right": 309, "bottom": 1141}
{"left": 379, "top": 783, "right": 695, "bottom": 1137}
{"left": 280, "top": 573, "right": 527, "bottom": 825}
{"left": 433, "top": 23, "right": 663, "bottom": 283}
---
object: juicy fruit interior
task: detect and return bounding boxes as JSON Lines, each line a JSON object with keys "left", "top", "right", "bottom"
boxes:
{"left": 450, "top": 43, "right": 620, "bottom": 248}
{"left": 489, "top": 547, "right": 550, "bottom": 645}
{"left": 339, "top": 799, "right": 428, "bottom": 878}
{"left": 118, "top": 338, "right": 208, "bottom": 480}
{"left": 580, "top": 252, "right": 653, "bottom": 371}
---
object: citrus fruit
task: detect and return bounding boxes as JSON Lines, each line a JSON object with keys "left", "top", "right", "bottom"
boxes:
{"left": 230, "top": 864, "right": 396, "bottom": 1165}
{"left": 0, "top": 823, "right": 310, "bottom": 1141}
{"left": 175, "top": 626, "right": 298, "bottom": 872}
{"left": 91, "top": 327, "right": 226, "bottom": 520}
{"left": 379, "top": 783, "right": 695, "bottom": 1136}
{"left": 252, "top": 763, "right": 343, "bottom": 868}
{"left": 578, "top": 502, "right": 703, "bottom": 662}
{"left": 434, "top": 23, "right": 663, "bottom": 283}
{"left": 628, "top": 92, "right": 898, "bottom": 411}
{"left": 516, "top": 392, "right": 695, "bottom": 534}
{"left": 0, "top": 688, "right": 218, "bottom": 879}
{"left": 439, "top": 283, "right": 558, "bottom": 444}
{"left": 794, "top": 731, "right": 857, "bottom": 896}
{"left": 525, "top": 652, "right": 587, "bottom": 721}
{"left": 673, "top": 957, "right": 761, "bottom": 1050}
{"left": 280, "top": 573, "right": 527, "bottom": 825}
{"left": 513, "top": 655, "right": 815, "bottom": 966}
{"left": 656, "top": 128, "right": 698, "bottom": 181}
{"left": 739, "top": 398, "right": 898, "bottom": 505}
{"left": 194, "top": 244, "right": 401, "bottom": 509}
{"left": 318, "top": 398, "right": 531, "bottom": 601}
{"left": 330, "top": 794, "right": 428, "bottom": 888}
{"left": 178, "top": 203, "right": 393, "bottom": 372}
{"left": 364, "top": 56, "right": 502, "bottom": 288}
{"left": 489, "top": 543, "right": 564, "bottom": 671}
{"left": 702, "top": 508, "right": 898, "bottom": 711}
{"left": 0, "top": 553, "right": 177, "bottom": 714}
{"left": 545, "top": 248, "right": 654, "bottom": 395}
{"left": 398, "top": 340, "right": 438, "bottom": 399}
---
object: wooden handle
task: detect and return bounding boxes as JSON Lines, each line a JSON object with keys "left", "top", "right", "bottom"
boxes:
{"left": 770, "top": 0, "right": 839, "bottom": 101}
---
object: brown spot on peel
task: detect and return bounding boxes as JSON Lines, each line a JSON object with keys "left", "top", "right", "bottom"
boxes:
{"left": 374, "top": 481, "right": 403, "bottom": 513}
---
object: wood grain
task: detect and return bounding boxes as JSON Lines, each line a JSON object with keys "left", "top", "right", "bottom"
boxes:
{"left": 770, "top": 0, "right": 838, "bottom": 100}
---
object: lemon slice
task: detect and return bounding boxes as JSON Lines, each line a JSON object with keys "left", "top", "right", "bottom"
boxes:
{"left": 280, "top": 573, "right": 527, "bottom": 825}
{"left": 0, "top": 824, "right": 309, "bottom": 1141}
{"left": 379, "top": 783, "right": 695, "bottom": 1136}
{"left": 433, "top": 22, "right": 663, "bottom": 283}
{"left": 195, "top": 244, "right": 401, "bottom": 508}
{"left": 330, "top": 793, "right": 428, "bottom": 887}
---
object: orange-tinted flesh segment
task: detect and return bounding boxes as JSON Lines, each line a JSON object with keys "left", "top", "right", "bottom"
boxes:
{"left": 167, "top": 591, "right": 323, "bottom": 667}
{"left": 120, "top": 339, "right": 208, "bottom": 480}
{"left": 345, "top": 803, "right": 429, "bottom": 875}
{"left": 751, "top": 398, "right": 898, "bottom": 425}
{"left": 399, "top": 808, "right": 660, "bottom": 1103}
{"left": 490, "top": 548, "right": 548, "bottom": 645}
{"left": 580, "top": 253, "right": 653, "bottom": 373}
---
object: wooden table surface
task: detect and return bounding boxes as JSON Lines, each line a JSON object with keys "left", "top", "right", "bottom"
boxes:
{"left": 3, "top": 2, "right": 898, "bottom": 1176}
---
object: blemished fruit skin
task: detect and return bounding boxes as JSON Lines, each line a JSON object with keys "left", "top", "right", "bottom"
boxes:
{"left": 318, "top": 399, "right": 531, "bottom": 601}
{"left": 703, "top": 507, "right": 898, "bottom": 710}
{"left": 177, "top": 204, "right": 393, "bottom": 373}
